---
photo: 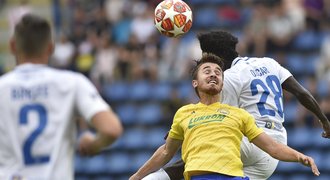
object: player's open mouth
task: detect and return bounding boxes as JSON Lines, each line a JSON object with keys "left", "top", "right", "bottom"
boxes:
{"left": 208, "top": 80, "right": 217, "bottom": 85}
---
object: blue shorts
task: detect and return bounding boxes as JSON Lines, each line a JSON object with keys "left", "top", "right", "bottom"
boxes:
{"left": 191, "top": 173, "right": 250, "bottom": 180}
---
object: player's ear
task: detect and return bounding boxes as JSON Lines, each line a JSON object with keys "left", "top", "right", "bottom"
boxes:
{"left": 9, "top": 37, "right": 16, "bottom": 55}
{"left": 192, "top": 80, "right": 198, "bottom": 88}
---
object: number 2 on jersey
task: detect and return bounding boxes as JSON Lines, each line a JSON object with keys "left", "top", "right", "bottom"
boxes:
{"left": 250, "top": 75, "right": 283, "bottom": 118}
{"left": 19, "top": 104, "right": 50, "bottom": 165}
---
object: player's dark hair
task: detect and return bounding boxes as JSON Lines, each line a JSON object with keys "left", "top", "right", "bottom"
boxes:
{"left": 14, "top": 14, "right": 51, "bottom": 57}
{"left": 197, "top": 30, "right": 239, "bottom": 70}
{"left": 191, "top": 53, "right": 224, "bottom": 97}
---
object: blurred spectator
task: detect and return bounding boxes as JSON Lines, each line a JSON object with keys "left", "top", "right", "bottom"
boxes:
{"left": 104, "top": 0, "right": 126, "bottom": 24}
{"left": 50, "top": 33, "right": 75, "bottom": 69}
{"left": 320, "top": 95, "right": 330, "bottom": 121}
{"left": 112, "top": 14, "right": 132, "bottom": 45}
{"left": 7, "top": 0, "right": 32, "bottom": 35}
{"left": 240, "top": 0, "right": 304, "bottom": 56}
{"left": 283, "top": 0, "right": 305, "bottom": 33}
{"left": 75, "top": 30, "right": 98, "bottom": 77}
{"left": 130, "top": 4, "right": 156, "bottom": 44}
{"left": 316, "top": 21, "right": 330, "bottom": 82}
{"left": 114, "top": 34, "right": 143, "bottom": 81}
{"left": 239, "top": 1, "right": 268, "bottom": 56}
{"left": 69, "top": 5, "right": 88, "bottom": 46}
{"left": 87, "top": 7, "right": 112, "bottom": 36}
{"left": 91, "top": 32, "right": 119, "bottom": 88}
{"left": 126, "top": 35, "right": 144, "bottom": 81}
{"left": 138, "top": 35, "right": 159, "bottom": 81}
{"left": 158, "top": 36, "right": 197, "bottom": 82}
{"left": 116, "top": 46, "right": 132, "bottom": 81}
{"left": 266, "top": 0, "right": 297, "bottom": 53}
{"left": 294, "top": 76, "right": 321, "bottom": 127}
{"left": 304, "top": 0, "right": 324, "bottom": 31}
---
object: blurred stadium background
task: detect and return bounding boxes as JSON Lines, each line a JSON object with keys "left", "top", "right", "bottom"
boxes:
{"left": 0, "top": 0, "right": 330, "bottom": 179}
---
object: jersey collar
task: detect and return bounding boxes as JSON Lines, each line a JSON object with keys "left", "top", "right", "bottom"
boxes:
{"left": 231, "top": 57, "right": 248, "bottom": 67}
{"left": 15, "top": 63, "right": 47, "bottom": 72}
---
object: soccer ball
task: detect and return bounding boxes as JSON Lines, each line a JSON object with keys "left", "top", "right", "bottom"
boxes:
{"left": 154, "top": 0, "right": 193, "bottom": 38}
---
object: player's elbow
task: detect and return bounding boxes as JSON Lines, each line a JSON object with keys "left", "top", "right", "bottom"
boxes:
{"left": 92, "top": 111, "right": 124, "bottom": 142}
{"left": 105, "top": 123, "right": 123, "bottom": 140}
{"left": 100, "top": 117, "right": 123, "bottom": 141}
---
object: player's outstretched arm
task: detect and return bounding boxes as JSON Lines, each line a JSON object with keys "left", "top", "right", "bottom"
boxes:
{"left": 78, "top": 110, "right": 123, "bottom": 156}
{"left": 282, "top": 76, "right": 330, "bottom": 138}
{"left": 252, "top": 132, "right": 320, "bottom": 176}
{"left": 130, "top": 138, "right": 182, "bottom": 180}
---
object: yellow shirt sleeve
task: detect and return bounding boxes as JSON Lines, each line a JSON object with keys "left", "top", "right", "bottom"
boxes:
{"left": 168, "top": 108, "right": 184, "bottom": 140}
{"left": 242, "top": 112, "right": 263, "bottom": 141}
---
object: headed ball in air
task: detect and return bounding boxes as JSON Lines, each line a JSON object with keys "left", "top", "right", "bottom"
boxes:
{"left": 154, "top": 0, "right": 193, "bottom": 38}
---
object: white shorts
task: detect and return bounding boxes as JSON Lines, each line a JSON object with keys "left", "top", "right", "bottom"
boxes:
{"left": 241, "top": 128, "right": 287, "bottom": 180}
{"left": 142, "top": 169, "right": 171, "bottom": 180}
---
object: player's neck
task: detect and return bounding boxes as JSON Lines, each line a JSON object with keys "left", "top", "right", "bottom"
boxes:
{"left": 16, "top": 54, "right": 48, "bottom": 65}
{"left": 199, "top": 94, "right": 220, "bottom": 105}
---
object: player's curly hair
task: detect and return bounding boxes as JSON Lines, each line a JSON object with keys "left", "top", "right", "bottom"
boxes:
{"left": 197, "top": 30, "right": 239, "bottom": 70}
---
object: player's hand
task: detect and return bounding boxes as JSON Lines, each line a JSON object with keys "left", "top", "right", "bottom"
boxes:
{"left": 320, "top": 120, "right": 330, "bottom": 138}
{"left": 78, "top": 131, "right": 99, "bottom": 156}
{"left": 298, "top": 154, "right": 320, "bottom": 176}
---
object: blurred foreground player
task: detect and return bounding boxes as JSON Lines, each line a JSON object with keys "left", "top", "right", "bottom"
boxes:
{"left": 130, "top": 53, "right": 320, "bottom": 180}
{"left": 0, "top": 14, "right": 123, "bottom": 180}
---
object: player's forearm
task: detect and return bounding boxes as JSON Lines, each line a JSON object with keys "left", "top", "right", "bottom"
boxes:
{"left": 134, "top": 144, "right": 173, "bottom": 179}
{"left": 268, "top": 141, "right": 303, "bottom": 162}
{"left": 91, "top": 133, "right": 118, "bottom": 152}
{"left": 296, "top": 91, "right": 329, "bottom": 124}
{"left": 253, "top": 133, "right": 302, "bottom": 162}
{"left": 90, "top": 111, "right": 123, "bottom": 153}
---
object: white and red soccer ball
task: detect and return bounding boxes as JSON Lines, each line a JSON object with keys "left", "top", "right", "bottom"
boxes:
{"left": 154, "top": 0, "right": 193, "bottom": 38}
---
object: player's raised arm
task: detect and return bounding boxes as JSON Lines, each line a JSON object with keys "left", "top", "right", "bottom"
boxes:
{"left": 251, "top": 132, "right": 320, "bottom": 176}
{"left": 282, "top": 76, "right": 330, "bottom": 138}
{"left": 130, "top": 137, "right": 182, "bottom": 180}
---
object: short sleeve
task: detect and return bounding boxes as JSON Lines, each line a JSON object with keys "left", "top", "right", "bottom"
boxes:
{"left": 266, "top": 57, "right": 292, "bottom": 84}
{"left": 75, "top": 74, "right": 109, "bottom": 122}
{"left": 278, "top": 65, "right": 292, "bottom": 84}
{"left": 221, "top": 70, "right": 241, "bottom": 107}
{"left": 241, "top": 112, "right": 263, "bottom": 142}
{"left": 168, "top": 109, "right": 184, "bottom": 140}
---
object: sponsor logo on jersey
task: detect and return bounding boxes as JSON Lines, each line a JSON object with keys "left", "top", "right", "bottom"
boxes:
{"left": 188, "top": 114, "right": 226, "bottom": 129}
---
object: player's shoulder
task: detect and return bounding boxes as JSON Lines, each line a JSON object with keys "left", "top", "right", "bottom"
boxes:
{"left": 175, "top": 103, "right": 203, "bottom": 115}
{"left": 177, "top": 103, "right": 195, "bottom": 112}
{"left": 255, "top": 56, "right": 280, "bottom": 66}
{"left": 45, "top": 67, "right": 89, "bottom": 83}
{"left": 0, "top": 71, "right": 15, "bottom": 87}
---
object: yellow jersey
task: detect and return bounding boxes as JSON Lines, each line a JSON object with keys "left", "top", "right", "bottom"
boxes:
{"left": 168, "top": 102, "right": 263, "bottom": 179}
